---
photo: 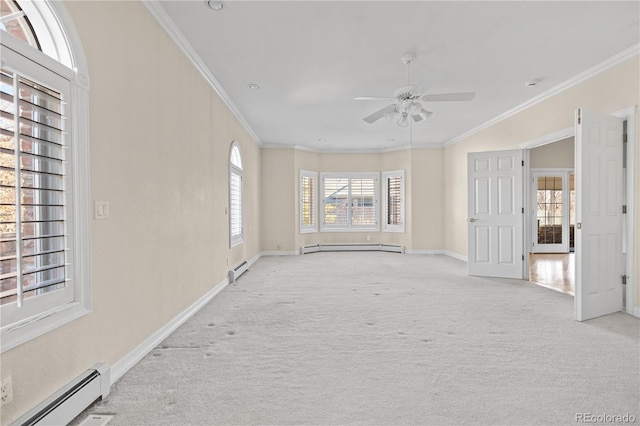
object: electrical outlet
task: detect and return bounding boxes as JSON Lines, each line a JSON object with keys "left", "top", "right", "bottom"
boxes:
{"left": 1, "top": 376, "right": 13, "bottom": 406}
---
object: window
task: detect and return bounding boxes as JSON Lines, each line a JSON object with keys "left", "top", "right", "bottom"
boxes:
{"left": 320, "top": 173, "right": 379, "bottom": 231}
{"left": 300, "top": 170, "right": 317, "bottom": 233}
{"left": 1, "top": 1, "right": 90, "bottom": 352}
{"left": 229, "top": 142, "right": 243, "bottom": 246}
{"left": 383, "top": 170, "right": 405, "bottom": 232}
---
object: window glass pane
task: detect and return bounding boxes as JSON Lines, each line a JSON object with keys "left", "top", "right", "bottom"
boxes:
{"left": 0, "top": 68, "right": 67, "bottom": 307}
{"left": 230, "top": 171, "right": 242, "bottom": 237}
{"left": 0, "top": 0, "right": 41, "bottom": 50}
{"left": 301, "top": 175, "right": 314, "bottom": 227}
{"left": 536, "top": 176, "right": 563, "bottom": 245}
{"left": 386, "top": 176, "right": 402, "bottom": 226}
{"left": 323, "top": 177, "right": 349, "bottom": 226}
{"left": 351, "top": 178, "right": 376, "bottom": 226}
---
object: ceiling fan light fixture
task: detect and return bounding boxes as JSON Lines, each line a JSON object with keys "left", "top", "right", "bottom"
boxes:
{"left": 418, "top": 109, "right": 433, "bottom": 121}
{"left": 384, "top": 110, "right": 398, "bottom": 122}
{"left": 407, "top": 101, "right": 422, "bottom": 115}
{"left": 397, "top": 112, "right": 409, "bottom": 128}
{"left": 206, "top": 0, "right": 224, "bottom": 10}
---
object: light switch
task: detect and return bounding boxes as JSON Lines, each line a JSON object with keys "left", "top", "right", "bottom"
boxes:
{"left": 94, "top": 201, "right": 110, "bottom": 219}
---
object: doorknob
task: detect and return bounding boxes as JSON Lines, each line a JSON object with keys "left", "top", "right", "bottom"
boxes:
{"left": 468, "top": 218, "right": 478, "bottom": 222}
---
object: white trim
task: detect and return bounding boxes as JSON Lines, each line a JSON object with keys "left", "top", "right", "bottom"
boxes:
{"left": 404, "top": 250, "right": 445, "bottom": 255}
{"left": 519, "top": 127, "right": 574, "bottom": 149}
{"left": 445, "top": 44, "right": 640, "bottom": 147}
{"left": 229, "top": 142, "right": 244, "bottom": 247}
{"left": 442, "top": 250, "right": 468, "bottom": 262}
{"left": 110, "top": 252, "right": 264, "bottom": 384}
{"left": 633, "top": 305, "right": 640, "bottom": 318}
{"left": 261, "top": 250, "right": 299, "bottom": 256}
{"left": 110, "top": 278, "right": 229, "bottom": 384}
{"left": 261, "top": 143, "right": 442, "bottom": 154}
{"left": 141, "top": 0, "right": 260, "bottom": 145}
{"left": 530, "top": 169, "right": 574, "bottom": 254}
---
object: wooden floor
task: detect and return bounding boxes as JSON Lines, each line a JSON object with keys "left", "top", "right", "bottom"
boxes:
{"left": 529, "top": 253, "right": 575, "bottom": 295}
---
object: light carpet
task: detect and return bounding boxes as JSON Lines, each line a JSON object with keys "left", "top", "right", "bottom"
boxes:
{"left": 77, "top": 252, "right": 639, "bottom": 425}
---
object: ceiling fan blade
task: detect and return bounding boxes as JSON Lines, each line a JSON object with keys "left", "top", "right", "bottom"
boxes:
{"left": 412, "top": 71, "right": 440, "bottom": 96}
{"left": 354, "top": 96, "right": 395, "bottom": 101}
{"left": 411, "top": 109, "right": 433, "bottom": 123}
{"left": 423, "top": 92, "right": 476, "bottom": 102}
{"left": 363, "top": 104, "right": 397, "bottom": 123}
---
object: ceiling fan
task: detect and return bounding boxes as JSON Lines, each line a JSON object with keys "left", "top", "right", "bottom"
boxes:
{"left": 356, "top": 53, "right": 476, "bottom": 127}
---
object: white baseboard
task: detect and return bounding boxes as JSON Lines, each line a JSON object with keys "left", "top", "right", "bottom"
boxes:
{"left": 261, "top": 250, "right": 299, "bottom": 256}
{"left": 404, "top": 250, "right": 444, "bottom": 255}
{"left": 110, "top": 277, "right": 229, "bottom": 384}
{"left": 110, "top": 252, "right": 266, "bottom": 385}
{"left": 441, "top": 250, "right": 468, "bottom": 262}
{"left": 633, "top": 305, "right": 640, "bottom": 318}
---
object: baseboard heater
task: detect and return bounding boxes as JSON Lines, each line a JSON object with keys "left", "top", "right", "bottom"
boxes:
{"left": 229, "top": 260, "right": 249, "bottom": 283}
{"left": 12, "top": 363, "right": 110, "bottom": 426}
{"left": 301, "top": 244, "right": 404, "bottom": 254}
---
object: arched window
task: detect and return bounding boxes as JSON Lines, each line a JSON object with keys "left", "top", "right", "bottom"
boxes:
{"left": 229, "top": 143, "right": 243, "bottom": 247}
{"left": 1, "top": 0, "right": 90, "bottom": 352}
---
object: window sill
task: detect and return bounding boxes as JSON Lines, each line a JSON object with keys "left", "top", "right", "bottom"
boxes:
{"left": 1, "top": 302, "right": 91, "bottom": 353}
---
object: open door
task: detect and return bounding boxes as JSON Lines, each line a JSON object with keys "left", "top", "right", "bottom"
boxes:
{"left": 468, "top": 149, "right": 524, "bottom": 279}
{"left": 575, "top": 109, "right": 624, "bottom": 321}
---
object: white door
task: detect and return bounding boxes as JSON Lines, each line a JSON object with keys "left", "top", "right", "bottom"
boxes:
{"left": 575, "top": 108, "right": 623, "bottom": 321}
{"left": 468, "top": 149, "right": 524, "bottom": 278}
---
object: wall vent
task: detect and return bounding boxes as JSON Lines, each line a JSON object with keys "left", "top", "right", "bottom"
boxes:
{"left": 229, "top": 261, "right": 249, "bottom": 283}
{"left": 12, "top": 363, "right": 110, "bottom": 426}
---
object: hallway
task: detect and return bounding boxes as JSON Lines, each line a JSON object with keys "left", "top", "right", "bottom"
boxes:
{"left": 529, "top": 253, "right": 575, "bottom": 295}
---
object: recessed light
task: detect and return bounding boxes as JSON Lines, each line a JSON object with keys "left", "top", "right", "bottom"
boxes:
{"left": 247, "top": 83, "right": 259, "bottom": 90}
{"left": 206, "top": 1, "right": 223, "bottom": 11}
{"left": 525, "top": 79, "right": 539, "bottom": 87}
{"left": 317, "top": 138, "right": 326, "bottom": 143}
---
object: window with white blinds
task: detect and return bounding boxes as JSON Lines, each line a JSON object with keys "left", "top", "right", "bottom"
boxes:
{"left": 229, "top": 143, "right": 243, "bottom": 246}
{"left": 0, "top": 69, "right": 68, "bottom": 307}
{"left": 1, "top": 1, "right": 90, "bottom": 353}
{"left": 300, "top": 170, "right": 317, "bottom": 233}
{"left": 320, "top": 173, "right": 379, "bottom": 231}
{"left": 383, "top": 170, "right": 405, "bottom": 232}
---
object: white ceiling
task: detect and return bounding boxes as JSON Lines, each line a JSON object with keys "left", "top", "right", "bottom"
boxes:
{"left": 153, "top": 1, "right": 639, "bottom": 151}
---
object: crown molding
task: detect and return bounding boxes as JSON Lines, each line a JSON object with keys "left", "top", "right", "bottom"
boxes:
{"left": 444, "top": 43, "right": 640, "bottom": 148}
{"left": 261, "top": 142, "right": 442, "bottom": 154}
{"left": 142, "top": 0, "right": 262, "bottom": 145}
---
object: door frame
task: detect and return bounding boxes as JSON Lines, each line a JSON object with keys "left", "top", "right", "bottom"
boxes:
{"left": 520, "top": 105, "right": 637, "bottom": 317}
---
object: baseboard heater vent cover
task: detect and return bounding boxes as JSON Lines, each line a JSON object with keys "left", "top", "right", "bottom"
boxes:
{"left": 12, "top": 363, "right": 110, "bottom": 426}
{"left": 301, "top": 244, "right": 404, "bottom": 254}
{"left": 229, "top": 260, "right": 249, "bottom": 283}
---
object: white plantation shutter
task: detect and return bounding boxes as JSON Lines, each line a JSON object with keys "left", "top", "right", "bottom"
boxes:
{"left": 229, "top": 143, "right": 243, "bottom": 246}
{"left": 320, "top": 173, "right": 379, "bottom": 231}
{"left": 300, "top": 170, "right": 317, "bottom": 232}
{"left": 0, "top": 67, "right": 71, "bottom": 314}
{"left": 383, "top": 171, "right": 404, "bottom": 232}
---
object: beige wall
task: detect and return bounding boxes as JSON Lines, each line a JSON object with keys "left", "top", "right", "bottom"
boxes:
{"left": 0, "top": 2, "right": 262, "bottom": 423}
{"left": 442, "top": 55, "right": 640, "bottom": 305}
{"left": 260, "top": 148, "right": 443, "bottom": 252}
{"left": 530, "top": 137, "right": 575, "bottom": 169}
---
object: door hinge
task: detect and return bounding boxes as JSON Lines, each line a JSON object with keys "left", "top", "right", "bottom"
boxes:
{"left": 622, "top": 205, "right": 627, "bottom": 214}
{"left": 522, "top": 207, "right": 524, "bottom": 214}
{"left": 521, "top": 160, "right": 524, "bottom": 166}
{"left": 577, "top": 109, "right": 582, "bottom": 124}
{"left": 522, "top": 254, "right": 525, "bottom": 261}
{"left": 622, "top": 275, "right": 627, "bottom": 285}
{"left": 623, "top": 133, "right": 628, "bottom": 143}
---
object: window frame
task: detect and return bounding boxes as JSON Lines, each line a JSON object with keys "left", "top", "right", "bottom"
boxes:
{"left": 0, "top": 2, "right": 91, "bottom": 353}
{"left": 382, "top": 170, "right": 405, "bottom": 233}
{"left": 299, "top": 170, "right": 318, "bottom": 233}
{"left": 229, "top": 142, "right": 243, "bottom": 247}
{"left": 320, "top": 172, "right": 379, "bottom": 232}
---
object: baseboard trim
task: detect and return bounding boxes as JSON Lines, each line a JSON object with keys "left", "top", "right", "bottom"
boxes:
{"left": 110, "top": 252, "right": 266, "bottom": 384}
{"left": 633, "top": 305, "right": 640, "bottom": 319}
{"left": 110, "top": 277, "right": 229, "bottom": 384}
{"left": 404, "top": 250, "right": 444, "bottom": 255}
{"left": 261, "top": 250, "right": 299, "bottom": 256}
{"left": 441, "top": 250, "right": 468, "bottom": 262}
